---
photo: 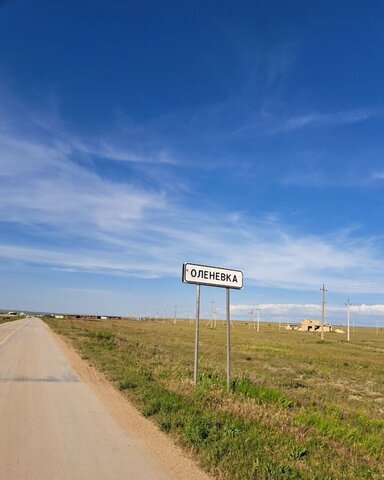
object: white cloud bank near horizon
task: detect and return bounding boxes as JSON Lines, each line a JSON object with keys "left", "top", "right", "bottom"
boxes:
{"left": 231, "top": 303, "right": 384, "bottom": 316}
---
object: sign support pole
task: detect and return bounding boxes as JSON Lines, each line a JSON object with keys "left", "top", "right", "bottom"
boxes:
{"left": 226, "top": 287, "right": 231, "bottom": 388}
{"left": 193, "top": 284, "right": 201, "bottom": 384}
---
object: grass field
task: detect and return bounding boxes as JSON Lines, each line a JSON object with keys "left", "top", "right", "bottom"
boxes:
{"left": 44, "top": 316, "right": 384, "bottom": 480}
{"left": 0, "top": 315, "right": 24, "bottom": 325}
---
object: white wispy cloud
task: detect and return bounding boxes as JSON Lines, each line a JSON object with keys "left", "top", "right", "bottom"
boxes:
{"left": 0, "top": 127, "right": 166, "bottom": 232}
{"left": 233, "top": 108, "right": 380, "bottom": 137}
{"left": 1, "top": 201, "right": 384, "bottom": 295}
{"left": 73, "top": 140, "right": 177, "bottom": 165}
{"left": 0, "top": 244, "right": 171, "bottom": 278}
{"left": 267, "top": 108, "right": 379, "bottom": 134}
{"left": 2, "top": 96, "right": 384, "bottom": 296}
{"left": 371, "top": 171, "right": 384, "bottom": 180}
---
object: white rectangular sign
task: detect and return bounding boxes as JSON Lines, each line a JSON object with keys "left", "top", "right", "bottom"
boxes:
{"left": 182, "top": 263, "right": 243, "bottom": 289}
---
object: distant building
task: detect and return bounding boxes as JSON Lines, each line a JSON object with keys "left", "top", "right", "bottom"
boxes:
{"left": 298, "top": 319, "right": 332, "bottom": 332}
{"left": 285, "top": 323, "right": 299, "bottom": 330}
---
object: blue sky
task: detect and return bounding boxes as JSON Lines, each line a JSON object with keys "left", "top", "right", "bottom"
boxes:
{"left": 1, "top": 0, "right": 384, "bottom": 324}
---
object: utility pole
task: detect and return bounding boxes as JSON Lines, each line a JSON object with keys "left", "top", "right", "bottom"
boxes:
{"left": 206, "top": 301, "right": 216, "bottom": 328}
{"left": 320, "top": 284, "right": 327, "bottom": 340}
{"left": 345, "top": 298, "right": 350, "bottom": 341}
{"left": 256, "top": 306, "right": 260, "bottom": 332}
{"left": 248, "top": 308, "right": 255, "bottom": 329}
{"left": 173, "top": 305, "right": 177, "bottom": 325}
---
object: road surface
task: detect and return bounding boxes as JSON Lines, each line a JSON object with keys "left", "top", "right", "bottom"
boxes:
{"left": 0, "top": 317, "right": 202, "bottom": 480}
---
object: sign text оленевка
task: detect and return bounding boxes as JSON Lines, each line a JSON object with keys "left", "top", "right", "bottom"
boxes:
{"left": 182, "top": 263, "right": 243, "bottom": 289}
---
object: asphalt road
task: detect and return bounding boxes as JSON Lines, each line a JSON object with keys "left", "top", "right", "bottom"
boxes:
{"left": 0, "top": 317, "right": 173, "bottom": 480}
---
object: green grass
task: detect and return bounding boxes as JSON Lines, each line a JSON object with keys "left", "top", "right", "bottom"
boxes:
{"left": 44, "top": 317, "right": 384, "bottom": 480}
{"left": 232, "top": 377, "right": 296, "bottom": 408}
{"left": 0, "top": 315, "right": 24, "bottom": 325}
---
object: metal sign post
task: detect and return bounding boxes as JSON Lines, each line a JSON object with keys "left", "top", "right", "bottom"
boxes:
{"left": 182, "top": 263, "right": 243, "bottom": 387}
{"left": 193, "top": 285, "right": 200, "bottom": 385}
{"left": 226, "top": 288, "right": 231, "bottom": 388}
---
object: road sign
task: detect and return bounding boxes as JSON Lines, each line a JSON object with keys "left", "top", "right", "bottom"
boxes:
{"left": 182, "top": 262, "right": 244, "bottom": 388}
{"left": 182, "top": 263, "right": 243, "bottom": 289}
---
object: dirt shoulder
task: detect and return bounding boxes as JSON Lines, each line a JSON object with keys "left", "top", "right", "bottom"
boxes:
{"left": 49, "top": 326, "right": 212, "bottom": 480}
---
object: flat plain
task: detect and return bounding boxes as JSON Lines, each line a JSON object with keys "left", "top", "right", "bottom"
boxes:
{"left": 44, "top": 316, "right": 384, "bottom": 480}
